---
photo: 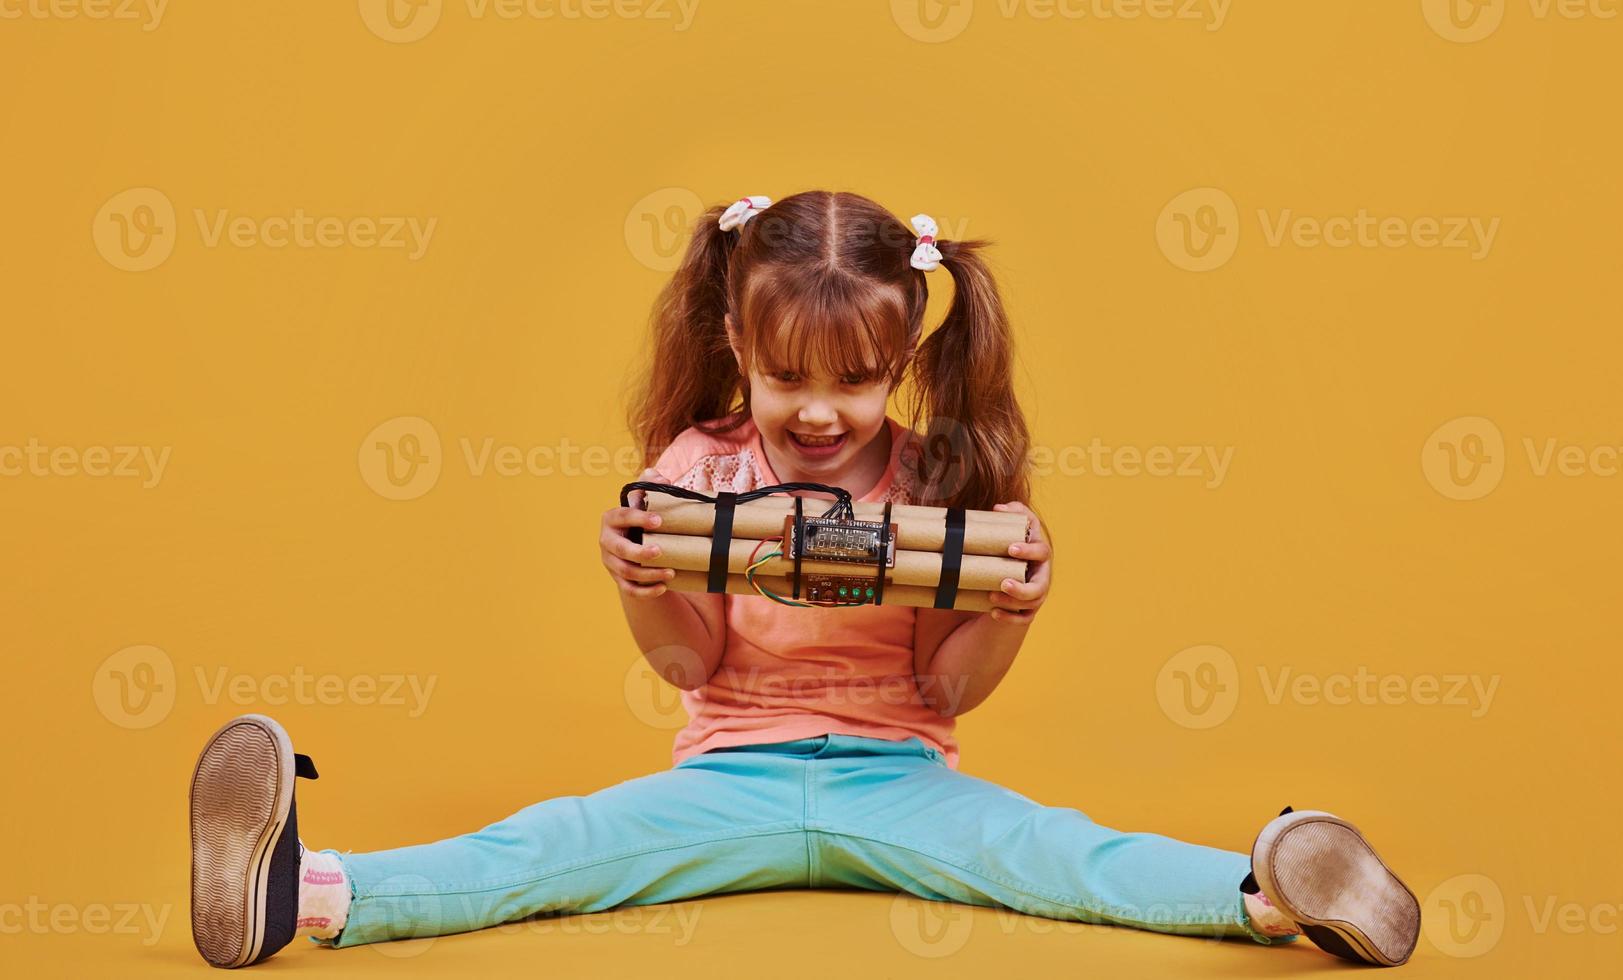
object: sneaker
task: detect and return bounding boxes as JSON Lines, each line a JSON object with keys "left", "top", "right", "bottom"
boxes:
{"left": 1249, "top": 807, "right": 1421, "bottom": 967}
{"left": 189, "top": 714, "right": 320, "bottom": 968}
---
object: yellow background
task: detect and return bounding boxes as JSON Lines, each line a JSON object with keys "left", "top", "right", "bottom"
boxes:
{"left": 2, "top": 1, "right": 1618, "bottom": 976}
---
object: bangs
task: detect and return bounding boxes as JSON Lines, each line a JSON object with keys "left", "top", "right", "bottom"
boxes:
{"left": 739, "top": 267, "right": 912, "bottom": 383}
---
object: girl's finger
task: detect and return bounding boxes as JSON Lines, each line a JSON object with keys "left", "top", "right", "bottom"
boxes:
{"left": 997, "top": 577, "right": 1043, "bottom": 602}
{"left": 604, "top": 531, "right": 664, "bottom": 565}
{"left": 990, "top": 608, "right": 1035, "bottom": 624}
{"left": 609, "top": 557, "right": 676, "bottom": 584}
{"left": 608, "top": 507, "right": 663, "bottom": 530}
{"left": 988, "top": 592, "right": 1044, "bottom": 612}
{"left": 620, "top": 579, "right": 669, "bottom": 599}
{"left": 1008, "top": 540, "right": 1051, "bottom": 562}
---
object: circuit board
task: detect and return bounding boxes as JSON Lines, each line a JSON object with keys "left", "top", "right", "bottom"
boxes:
{"left": 802, "top": 573, "right": 885, "bottom": 604}
{"left": 781, "top": 515, "right": 898, "bottom": 566}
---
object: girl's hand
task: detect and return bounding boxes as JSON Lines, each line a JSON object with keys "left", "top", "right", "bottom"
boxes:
{"left": 988, "top": 501, "right": 1050, "bottom": 625}
{"left": 601, "top": 468, "right": 678, "bottom": 598}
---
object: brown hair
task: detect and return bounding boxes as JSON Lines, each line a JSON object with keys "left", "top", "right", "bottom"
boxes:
{"left": 627, "top": 190, "right": 1031, "bottom": 511}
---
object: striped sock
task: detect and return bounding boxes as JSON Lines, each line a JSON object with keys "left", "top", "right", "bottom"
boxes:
{"left": 294, "top": 843, "right": 350, "bottom": 940}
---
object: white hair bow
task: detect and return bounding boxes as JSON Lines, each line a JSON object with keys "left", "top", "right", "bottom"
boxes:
{"left": 719, "top": 195, "right": 772, "bottom": 231}
{"left": 910, "top": 214, "right": 943, "bottom": 271}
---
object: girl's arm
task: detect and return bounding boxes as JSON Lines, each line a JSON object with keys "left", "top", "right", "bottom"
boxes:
{"left": 912, "top": 502, "right": 1052, "bottom": 717}
{"left": 618, "top": 589, "right": 726, "bottom": 690}
{"left": 602, "top": 469, "right": 726, "bottom": 689}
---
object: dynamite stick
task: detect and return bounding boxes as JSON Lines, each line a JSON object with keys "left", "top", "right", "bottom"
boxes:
{"left": 618, "top": 478, "right": 1031, "bottom": 610}
{"left": 641, "top": 490, "right": 1029, "bottom": 557}
{"left": 640, "top": 533, "right": 1026, "bottom": 592}
{"left": 665, "top": 570, "right": 997, "bottom": 612}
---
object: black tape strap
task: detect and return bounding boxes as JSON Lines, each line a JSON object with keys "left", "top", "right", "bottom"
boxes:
{"left": 709, "top": 491, "right": 737, "bottom": 594}
{"left": 934, "top": 506, "right": 966, "bottom": 609}
{"left": 791, "top": 496, "right": 805, "bottom": 600}
{"left": 873, "top": 501, "right": 892, "bottom": 605}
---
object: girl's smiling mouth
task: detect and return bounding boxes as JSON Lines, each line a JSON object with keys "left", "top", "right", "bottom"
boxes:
{"left": 788, "top": 431, "right": 848, "bottom": 456}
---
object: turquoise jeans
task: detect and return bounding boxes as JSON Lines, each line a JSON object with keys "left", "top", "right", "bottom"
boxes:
{"left": 319, "top": 734, "right": 1283, "bottom": 948}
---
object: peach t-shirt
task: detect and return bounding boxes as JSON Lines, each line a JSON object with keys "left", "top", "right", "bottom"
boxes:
{"left": 651, "top": 414, "right": 960, "bottom": 769}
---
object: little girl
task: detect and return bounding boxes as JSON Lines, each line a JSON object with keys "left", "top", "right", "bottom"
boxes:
{"left": 187, "top": 191, "right": 1421, "bottom": 969}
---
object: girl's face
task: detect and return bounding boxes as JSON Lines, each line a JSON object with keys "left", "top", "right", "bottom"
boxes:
{"left": 728, "top": 321, "right": 897, "bottom": 487}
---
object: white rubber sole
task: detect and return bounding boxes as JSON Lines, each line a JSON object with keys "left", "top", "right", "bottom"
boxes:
{"left": 1251, "top": 809, "right": 1421, "bottom": 967}
{"left": 189, "top": 714, "right": 294, "bottom": 968}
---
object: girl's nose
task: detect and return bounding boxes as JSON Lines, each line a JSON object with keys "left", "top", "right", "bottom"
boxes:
{"left": 799, "top": 404, "right": 837, "bottom": 427}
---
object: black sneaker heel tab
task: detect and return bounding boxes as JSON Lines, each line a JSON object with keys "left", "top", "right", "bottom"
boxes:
{"left": 294, "top": 753, "right": 319, "bottom": 780}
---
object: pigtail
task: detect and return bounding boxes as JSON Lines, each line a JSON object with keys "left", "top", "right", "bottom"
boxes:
{"left": 629, "top": 205, "right": 751, "bottom": 467}
{"left": 905, "top": 238, "right": 1032, "bottom": 511}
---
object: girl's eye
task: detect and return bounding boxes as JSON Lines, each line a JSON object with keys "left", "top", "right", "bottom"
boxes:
{"left": 841, "top": 373, "right": 876, "bottom": 386}
{"left": 773, "top": 371, "right": 800, "bottom": 383}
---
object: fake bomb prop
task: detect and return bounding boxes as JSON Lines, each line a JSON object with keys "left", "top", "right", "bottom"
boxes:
{"left": 620, "top": 481, "right": 1031, "bottom": 611}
